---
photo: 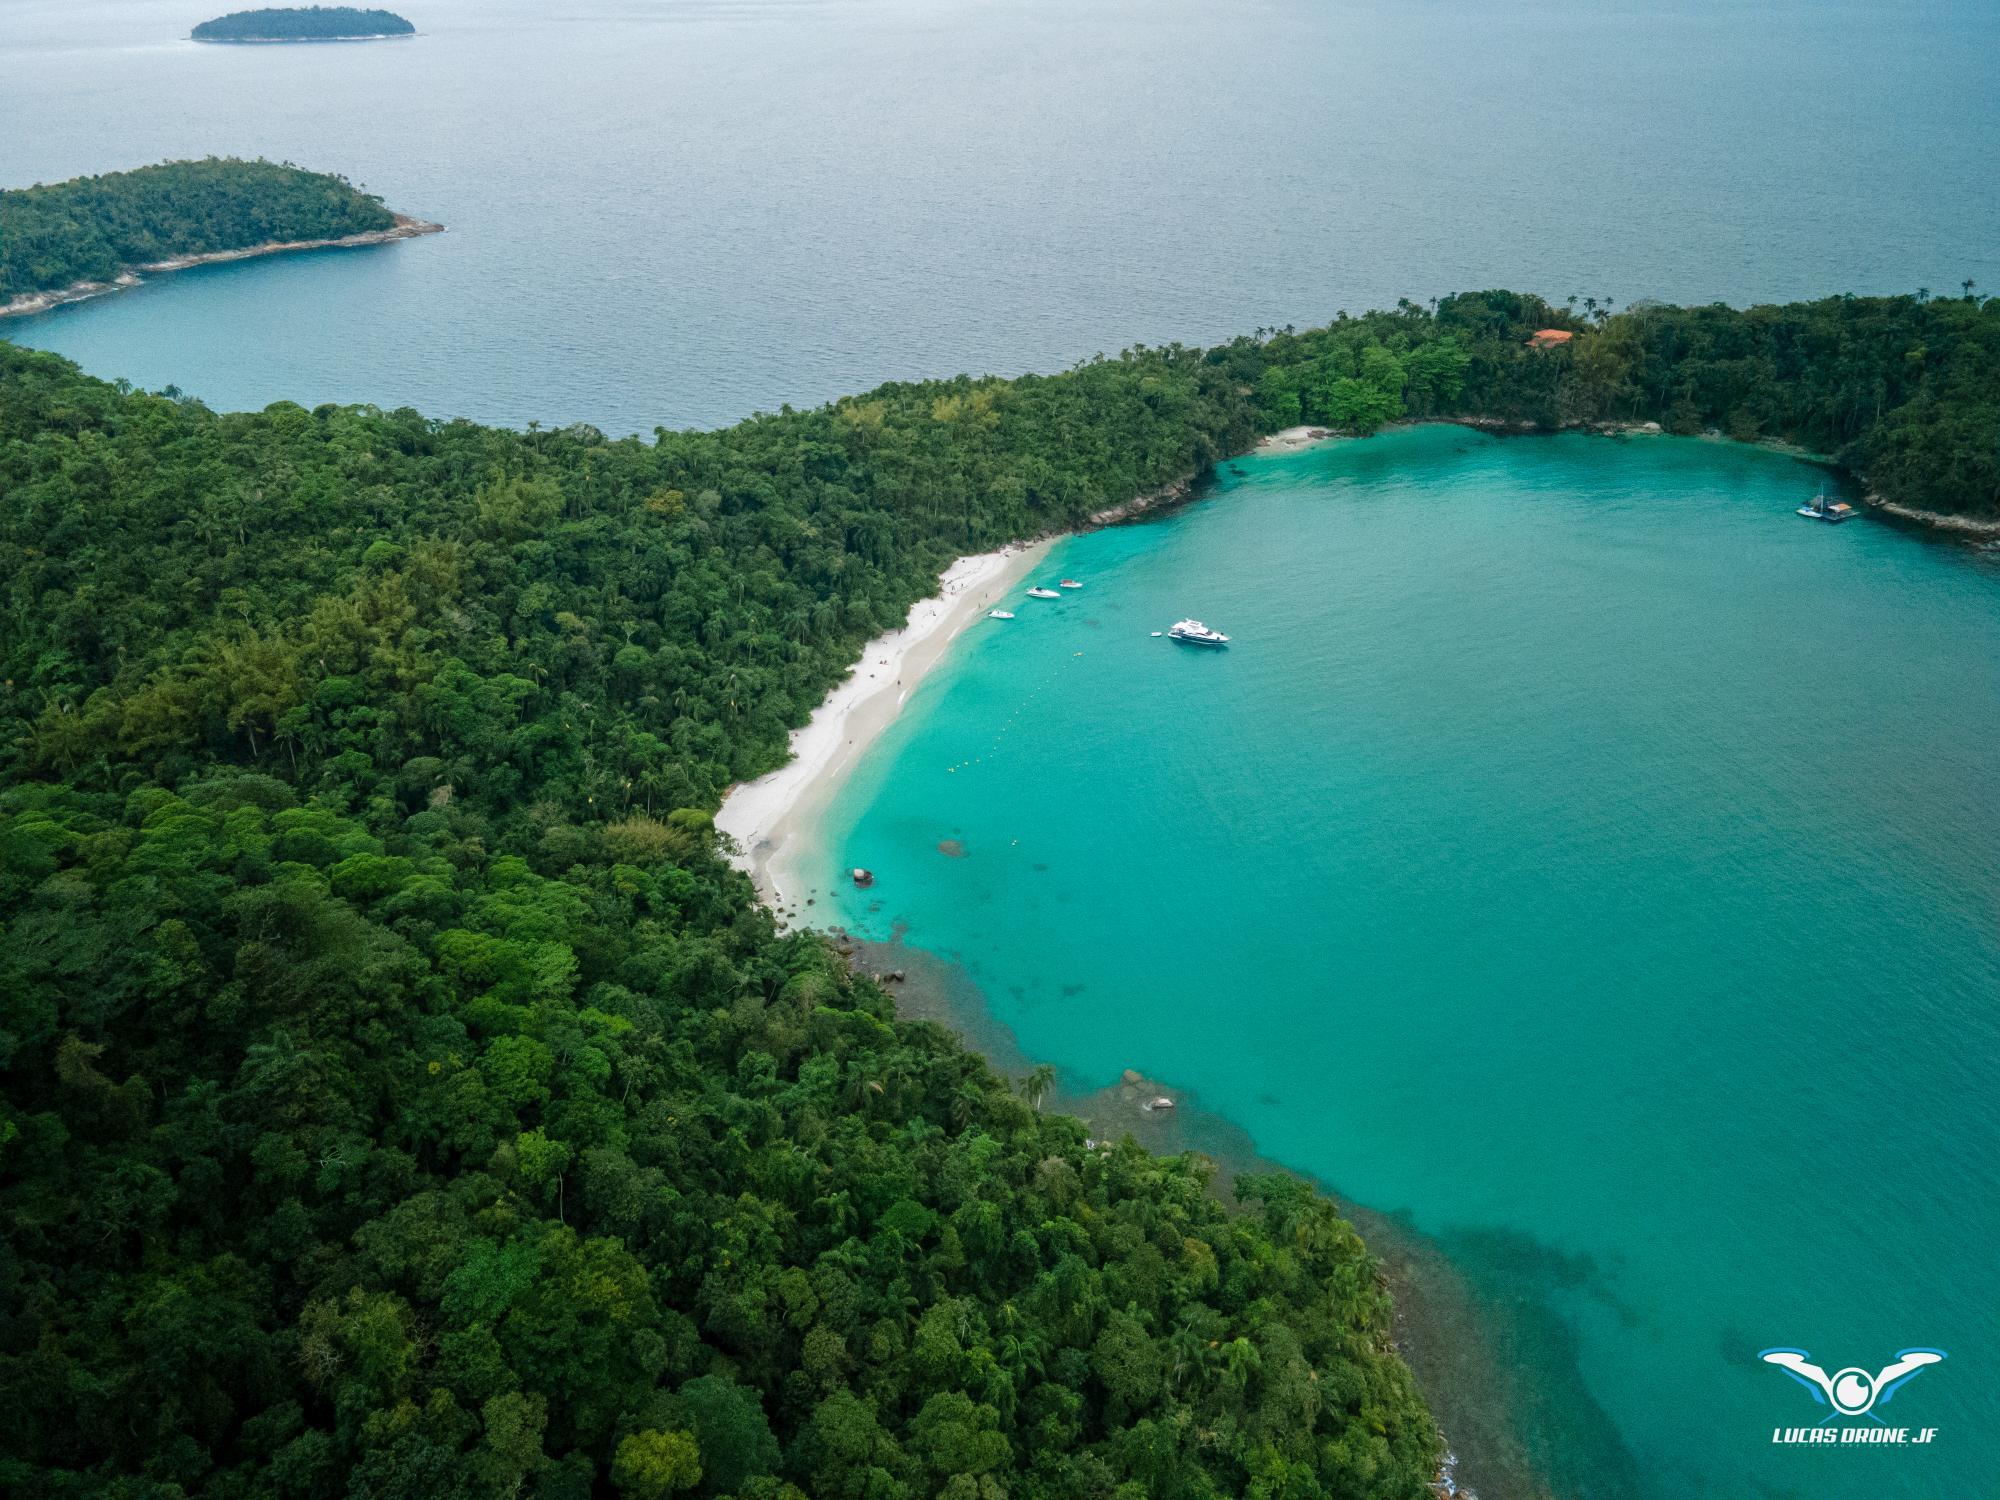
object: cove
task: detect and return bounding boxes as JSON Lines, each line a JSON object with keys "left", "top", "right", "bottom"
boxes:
{"left": 809, "top": 426, "right": 2000, "bottom": 1497}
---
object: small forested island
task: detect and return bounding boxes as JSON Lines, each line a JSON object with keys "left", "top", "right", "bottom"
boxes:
{"left": 0, "top": 158, "right": 437, "bottom": 316}
{"left": 0, "top": 284, "right": 1995, "bottom": 1498}
{"left": 192, "top": 6, "right": 414, "bottom": 42}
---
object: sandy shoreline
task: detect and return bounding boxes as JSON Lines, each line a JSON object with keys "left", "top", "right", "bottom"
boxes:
{"left": 715, "top": 539, "right": 1054, "bottom": 909}
{"left": 0, "top": 214, "right": 444, "bottom": 319}
{"left": 712, "top": 465, "right": 1205, "bottom": 910}
{"left": 716, "top": 418, "right": 1992, "bottom": 917}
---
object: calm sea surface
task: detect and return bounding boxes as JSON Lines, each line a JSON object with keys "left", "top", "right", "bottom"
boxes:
{"left": 5, "top": 0, "right": 1999, "bottom": 433}
{"left": 9, "top": 2, "right": 1999, "bottom": 1492}
{"left": 819, "top": 429, "right": 2000, "bottom": 1497}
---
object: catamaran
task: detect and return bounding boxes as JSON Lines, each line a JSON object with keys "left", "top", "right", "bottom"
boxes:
{"left": 1167, "top": 618, "right": 1229, "bottom": 646}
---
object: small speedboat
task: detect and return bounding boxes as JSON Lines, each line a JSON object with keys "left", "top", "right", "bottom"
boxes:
{"left": 1167, "top": 618, "right": 1230, "bottom": 646}
{"left": 987, "top": 609, "right": 1015, "bottom": 619}
{"left": 1059, "top": 578, "right": 1082, "bottom": 589}
{"left": 1026, "top": 586, "right": 1062, "bottom": 599}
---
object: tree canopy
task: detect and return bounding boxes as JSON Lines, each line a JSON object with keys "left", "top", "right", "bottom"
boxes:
{"left": 0, "top": 335, "right": 1443, "bottom": 1498}
{"left": 192, "top": 8, "right": 416, "bottom": 42}
{"left": 1, "top": 277, "right": 1995, "bottom": 1497}
{"left": 0, "top": 159, "right": 396, "bottom": 302}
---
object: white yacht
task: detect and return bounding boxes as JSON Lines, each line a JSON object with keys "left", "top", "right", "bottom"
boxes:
{"left": 1059, "top": 578, "right": 1083, "bottom": 589}
{"left": 1168, "top": 618, "right": 1229, "bottom": 646}
{"left": 1026, "top": 586, "right": 1062, "bottom": 599}
{"left": 987, "top": 609, "right": 1015, "bottom": 619}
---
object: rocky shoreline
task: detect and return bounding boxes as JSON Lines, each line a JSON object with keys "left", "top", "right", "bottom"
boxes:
{"left": 1260, "top": 416, "right": 1999, "bottom": 540}
{"left": 836, "top": 932, "right": 1578, "bottom": 1500}
{"left": 1861, "top": 493, "right": 2000, "bottom": 538}
{"left": 193, "top": 34, "right": 415, "bottom": 44}
{"left": 0, "top": 213, "right": 443, "bottom": 319}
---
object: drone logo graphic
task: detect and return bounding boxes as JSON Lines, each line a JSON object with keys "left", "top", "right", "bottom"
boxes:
{"left": 1760, "top": 1348, "right": 1947, "bottom": 1422}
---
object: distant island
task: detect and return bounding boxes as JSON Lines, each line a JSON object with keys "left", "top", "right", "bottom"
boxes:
{"left": 191, "top": 6, "right": 414, "bottom": 42}
{"left": 0, "top": 158, "right": 439, "bottom": 316}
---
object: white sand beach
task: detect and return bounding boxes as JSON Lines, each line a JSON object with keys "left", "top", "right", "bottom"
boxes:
{"left": 715, "top": 539, "right": 1054, "bottom": 911}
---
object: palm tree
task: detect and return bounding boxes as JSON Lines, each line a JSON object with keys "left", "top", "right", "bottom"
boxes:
{"left": 996, "top": 1331, "right": 1045, "bottom": 1386}
{"left": 949, "top": 1081, "right": 983, "bottom": 1132}
{"left": 1167, "top": 1323, "right": 1214, "bottom": 1394}
{"left": 1019, "top": 1063, "right": 1056, "bottom": 1113}
{"left": 1220, "top": 1336, "right": 1263, "bottom": 1396}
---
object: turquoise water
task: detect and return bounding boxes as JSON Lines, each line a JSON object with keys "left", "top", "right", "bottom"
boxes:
{"left": 818, "top": 428, "right": 2000, "bottom": 1498}
{"left": 6, "top": 0, "right": 1999, "bottom": 433}
{"left": 12, "top": 0, "right": 2000, "bottom": 1485}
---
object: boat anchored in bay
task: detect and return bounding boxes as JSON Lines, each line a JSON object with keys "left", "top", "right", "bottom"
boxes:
{"left": 1168, "top": 618, "right": 1230, "bottom": 646}
{"left": 1026, "top": 586, "right": 1062, "bottom": 599}
{"left": 1798, "top": 488, "right": 1856, "bottom": 523}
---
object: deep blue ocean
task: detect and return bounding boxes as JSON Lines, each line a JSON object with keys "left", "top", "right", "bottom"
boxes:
{"left": 4, "top": 0, "right": 1998, "bottom": 434}
{"left": 7, "top": 2, "right": 1998, "bottom": 1494}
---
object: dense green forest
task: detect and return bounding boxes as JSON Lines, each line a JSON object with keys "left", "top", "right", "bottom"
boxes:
{"left": 193, "top": 8, "right": 416, "bottom": 42}
{"left": 0, "top": 160, "right": 396, "bottom": 302}
{"left": 0, "top": 337, "right": 1437, "bottom": 1499}
{"left": 1, "top": 281, "right": 1994, "bottom": 1498}
{"left": 1237, "top": 288, "right": 1998, "bottom": 519}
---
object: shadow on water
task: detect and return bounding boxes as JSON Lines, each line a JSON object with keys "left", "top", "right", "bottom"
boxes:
{"left": 846, "top": 929, "right": 1649, "bottom": 1500}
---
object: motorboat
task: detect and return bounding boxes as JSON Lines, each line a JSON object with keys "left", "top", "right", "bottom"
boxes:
{"left": 1059, "top": 578, "right": 1082, "bottom": 589}
{"left": 987, "top": 609, "right": 1015, "bottom": 619}
{"left": 1026, "top": 586, "right": 1062, "bottom": 599}
{"left": 1167, "top": 618, "right": 1229, "bottom": 646}
{"left": 1797, "top": 489, "right": 1856, "bottom": 523}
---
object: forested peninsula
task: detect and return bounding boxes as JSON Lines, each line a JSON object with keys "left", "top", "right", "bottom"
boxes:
{"left": 2, "top": 283, "right": 1996, "bottom": 1499}
{"left": 193, "top": 7, "right": 415, "bottom": 43}
{"left": 0, "top": 160, "right": 435, "bottom": 317}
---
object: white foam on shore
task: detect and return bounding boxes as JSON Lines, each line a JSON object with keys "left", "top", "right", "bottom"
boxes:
{"left": 1258, "top": 425, "right": 1336, "bottom": 451}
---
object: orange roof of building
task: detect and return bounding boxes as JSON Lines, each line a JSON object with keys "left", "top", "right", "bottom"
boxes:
{"left": 1528, "top": 329, "right": 1575, "bottom": 348}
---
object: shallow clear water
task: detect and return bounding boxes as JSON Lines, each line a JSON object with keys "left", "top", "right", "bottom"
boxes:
{"left": 11, "top": 1, "right": 2000, "bottom": 1487}
{"left": 819, "top": 428, "right": 2000, "bottom": 1497}
{"left": 6, "top": 0, "right": 1999, "bottom": 433}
